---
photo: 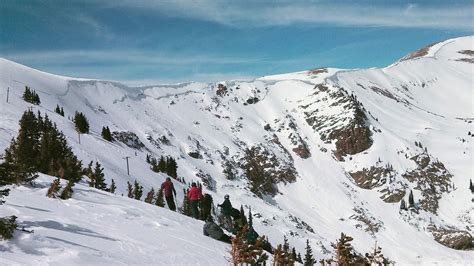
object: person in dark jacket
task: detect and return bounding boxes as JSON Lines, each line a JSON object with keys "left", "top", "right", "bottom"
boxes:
{"left": 200, "top": 193, "right": 213, "bottom": 221}
{"left": 160, "top": 177, "right": 177, "bottom": 211}
{"left": 203, "top": 216, "right": 231, "bottom": 244}
{"left": 188, "top": 182, "right": 201, "bottom": 219}
{"left": 218, "top": 194, "right": 233, "bottom": 230}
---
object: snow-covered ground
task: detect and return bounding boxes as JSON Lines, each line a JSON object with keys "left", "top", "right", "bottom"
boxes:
{"left": 0, "top": 36, "right": 473, "bottom": 264}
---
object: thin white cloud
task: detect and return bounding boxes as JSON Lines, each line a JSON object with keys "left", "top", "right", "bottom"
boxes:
{"left": 2, "top": 50, "right": 260, "bottom": 66}
{"left": 101, "top": 0, "right": 473, "bottom": 30}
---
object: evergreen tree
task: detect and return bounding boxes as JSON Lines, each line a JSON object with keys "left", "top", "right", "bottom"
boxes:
{"left": 127, "top": 181, "right": 133, "bottom": 198}
{"left": 74, "top": 111, "right": 89, "bottom": 134}
{"left": 239, "top": 204, "right": 248, "bottom": 226}
{"left": 3, "top": 110, "right": 83, "bottom": 184}
{"left": 3, "top": 110, "right": 40, "bottom": 184}
{"left": 304, "top": 239, "right": 315, "bottom": 266}
{"left": 101, "top": 126, "right": 113, "bottom": 141}
{"left": 470, "top": 179, "right": 474, "bottom": 193}
{"left": 166, "top": 157, "right": 178, "bottom": 178}
{"left": 60, "top": 107, "right": 64, "bottom": 116}
{"left": 155, "top": 188, "right": 165, "bottom": 207}
{"left": 332, "top": 233, "right": 365, "bottom": 265}
{"left": 92, "top": 162, "right": 106, "bottom": 191}
{"left": 146, "top": 154, "right": 151, "bottom": 164}
{"left": 400, "top": 198, "right": 407, "bottom": 211}
{"left": 0, "top": 215, "right": 17, "bottom": 240}
{"left": 59, "top": 180, "right": 74, "bottom": 200}
{"left": 108, "top": 179, "right": 116, "bottom": 194}
{"left": 291, "top": 247, "right": 297, "bottom": 263}
{"left": 408, "top": 190, "right": 415, "bottom": 208}
{"left": 365, "top": 241, "right": 389, "bottom": 265}
{"left": 297, "top": 253, "right": 303, "bottom": 264}
{"left": 55, "top": 105, "right": 62, "bottom": 115}
{"left": 47, "top": 177, "right": 62, "bottom": 198}
{"left": 0, "top": 165, "right": 17, "bottom": 240}
{"left": 133, "top": 180, "right": 143, "bottom": 200}
{"left": 144, "top": 188, "right": 155, "bottom": 204}
{"left": 181, "top": 188, "right": 191, "bottom": 216}
{"left": 158, "top": 156, "right": 166, "bottom": 172}
{"left": 230, "top": 225, "right": 268, "bottom": 265}
{"left": 22, "top": 86, "right": 40, "bottom": 105}
{"left": 273, "top": 236, "right": 294, "bottom": 265}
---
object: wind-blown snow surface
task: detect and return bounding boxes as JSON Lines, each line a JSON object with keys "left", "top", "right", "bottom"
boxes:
{"left": 0, "top": 36, "right": 473, "bottom": 264}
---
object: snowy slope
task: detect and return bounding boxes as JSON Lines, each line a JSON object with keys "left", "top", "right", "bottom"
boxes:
{"left": 0, "top": 36, "right": 473, "bottom": 264}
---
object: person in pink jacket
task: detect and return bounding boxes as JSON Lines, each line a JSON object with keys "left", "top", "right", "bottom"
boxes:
{"left": 188, "top": 182, "right": 202, "bottom": 219}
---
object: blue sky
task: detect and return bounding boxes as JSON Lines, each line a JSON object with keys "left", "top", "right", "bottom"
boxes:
{"left": 1, "top": 0, "right": 473, "bottom": 85}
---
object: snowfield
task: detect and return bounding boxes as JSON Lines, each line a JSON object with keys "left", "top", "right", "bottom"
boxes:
{"left": 0, "top": 36, "right": 473, "bottom": 264}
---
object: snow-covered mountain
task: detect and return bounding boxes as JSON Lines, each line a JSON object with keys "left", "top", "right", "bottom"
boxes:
{"left": 0, "top": 36, "right": 473, "bottom": 264}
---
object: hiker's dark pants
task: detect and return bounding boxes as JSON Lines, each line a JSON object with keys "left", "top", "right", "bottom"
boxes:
{"left": 166, "top": 196, "right": 176, "bottom": 211}
{"left": 190, "top": 200, "right": 199, "bottom": 219}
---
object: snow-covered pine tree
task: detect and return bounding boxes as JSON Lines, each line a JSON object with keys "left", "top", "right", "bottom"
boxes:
{"left": 133, "top": 180, "right": 143, "bottom": 200}
{"left": 365, "top": 241, "right": 389, "bottom": 265}
{"left": 47, "top": 177, "right": 62, "bottom": 198}
{"left": 127, "top": 181, "right": 133, "bottom": 198}
{"left": 144, "top": 188, "right": 155, "bottom": 204}
{"left": 59, "top": 180, "right": 74, "bottom": 200}
{"left": 408, "top": 190, "right": 415, "bottom": 208}
{"left": 470, "top": 179, "right": 473, "bottom": 193}
{"left": 303, "top": 239, "right": 315, "bottom": 266}
{"left": 108, "top": 179, "right": 116, "bottom": 194}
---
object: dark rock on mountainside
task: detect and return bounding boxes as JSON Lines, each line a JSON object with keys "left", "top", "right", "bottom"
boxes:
{"left": 112, "top": 131, "right": 146, "bottom": 150}
{"left": 431, "top": 227, "right": 473, "bottom": 250}
{"left": 402, "top": 153, "right": 453, "bottom": 214}
{"left": 301, "top": 83, "right": 372, "bottom": 161}
{"left": 241, "top": 145, "right": 297, "bottom": 197}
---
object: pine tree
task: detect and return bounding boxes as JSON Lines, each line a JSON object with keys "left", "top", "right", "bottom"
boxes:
{"left": 108, "top": 179, "right": 116, "bottom": 194}
{"left": 92, "top": 162, "right": 107, "bottom": 191}
{"left": 273, "top": 237, "right": 294, "bottom": 266}
{"left": 47, "top": 177, "right": 62, "bottom": 198}
{"left": 60, "top": 107, "right": 64, "bottom": 116}
{"left": 230, "top": 225, "right": 268, "bottom": 265}
{"left": 470, "top": 179, "right": 474, "bottom": 193}
{"left": 101, "top": 126, "right": 113, "bottom": 141}
{"left": 166, "top": 157, "right": 178, "bottom": 178}
{"left": 365, "top": 241, "right": 389, "bottom": 265}
{"left": 239, "top": 205, "right": 248, "bottom": 226}
{"left": 133, "top": 180, "right": 143, "bottom": 200}
{"left": 0, "top": 166, "right": 17, "bottom": 240}
{"left": 408, "top": 190, "right": 415, "bottom": 208}
{"left": 144, "top": 188, "right": 155, "bottom": 204}
{"left": 181, "top": 188, "right": 191, "bottom": 216}
{"left": 297, "top": 253, "right": 303, "bottom": 264}
{"left": 22, "top": 86, "right": 40, "bottom": 105}
{"left": 59, "top": 180, "right": 74, "bottom": 200}
{"left": 304, "top": 239, "right": 315, "bottom": 266}
{"left": 0, "top": 215, "right": 17, "bottom": 240}
{"left": 400, "top": 198, "right": 407, "bottom": 211}
{"left": 158, "top": 156, "right": 166, "bottom": 172}
{"left": 332, "top": 233, "right": 365, "bottom": 265}
{"left": 291, "top": 247, "right": 297, "bottom": 263}
{"left": 155, "top": 188, "right": 165, "bottom": 207}
{"left": 74, "top": 111, "right": 89, "bottom": 134}
{"left": 127, "top": 181, "right": 133, "bottom": 198}
{"left": 55, "top": 105, "right": 62, "bottom": 115}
